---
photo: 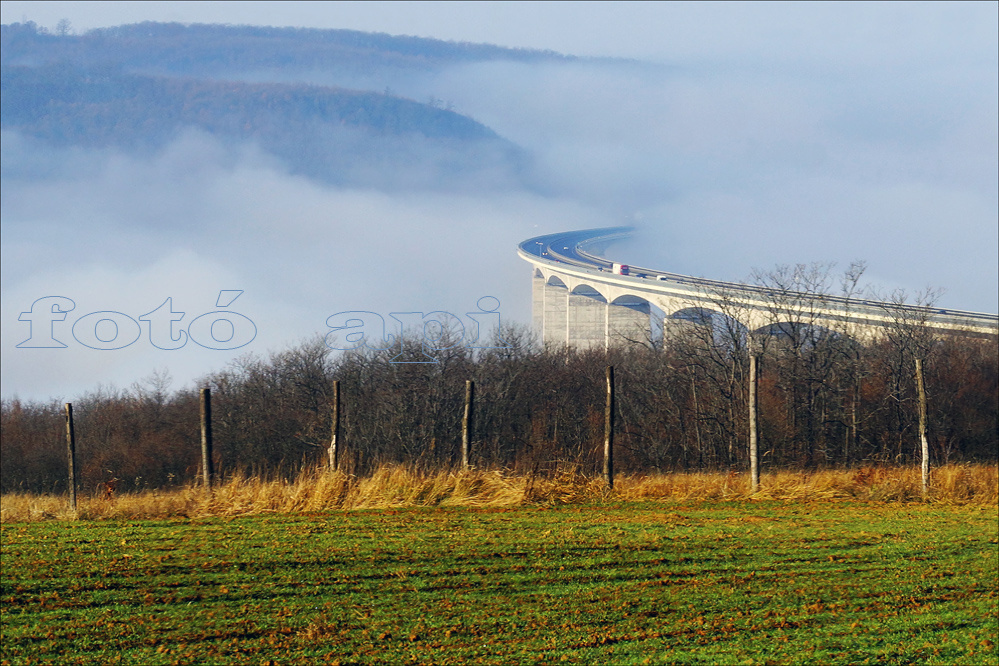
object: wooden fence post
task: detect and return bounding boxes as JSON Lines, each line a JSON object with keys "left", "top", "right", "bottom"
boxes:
{"left": 749, "top": 353, "right": 760, "bottom": 494}
{"left": 200, "top": 388, "right": 214, "bottom": 489}
{"left": 65, "top": 403, "right": 77, "bottom": 512}
{"left": 604, "top": 366, "right": 614, "bottom": 489}
{"left": 915, "top": 358, "right": 929, "bottom": 496}
{"left": 329, "top": 381, "right": 341, "bottom": 471}
{"left": 462, "top": 380, "right": 474, "bottom": 470}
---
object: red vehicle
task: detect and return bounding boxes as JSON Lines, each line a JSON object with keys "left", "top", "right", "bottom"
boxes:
{"left": 612, "top": 263, "right": 630, "bottom": 276}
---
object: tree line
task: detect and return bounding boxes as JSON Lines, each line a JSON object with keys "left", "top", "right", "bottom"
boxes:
{"left": 1, "top": 20, "right": 572, "bottom": 79}
{"left": 3, "top": 294, "right": 996, "bottom": 495}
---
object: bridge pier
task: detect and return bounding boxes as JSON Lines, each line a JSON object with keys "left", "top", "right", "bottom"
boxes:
{"left": 568, "top": 290, "right": 607, "bottom": 350}
{"left": 532, "top": 271, "right": 545, "bottom": 335}
{"left": 542, "top": 278, "right": 568, "bottom": 346}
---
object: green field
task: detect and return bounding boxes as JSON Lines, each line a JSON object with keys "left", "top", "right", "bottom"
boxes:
{"left": 2, "top": 502, "right": 997, "bottom": 665}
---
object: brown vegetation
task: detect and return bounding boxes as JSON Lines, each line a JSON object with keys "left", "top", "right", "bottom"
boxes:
{"left": 3, "top": 320, "right": 996, "bottom": 497}
{"left": 1, "top": 463, "right": 994, "bottom": 523}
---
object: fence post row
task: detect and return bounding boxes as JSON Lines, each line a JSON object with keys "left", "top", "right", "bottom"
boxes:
{"left": 55, "top": 359, "right": 939, "bottom": 496}
{"left": 749, "top": 353, "right": 760, "bottom": 494}
{"left": 200, "top": 388, "right": 214, "bottom": 489}
{"left": 915, "top": 358, "right": 930, "bottom": 495}
{"left": 329, "top": 380, "right": 341, "bottom": 471}
{"left": 65, "top": 403, "right": 77, "bottom": 512}
{"left": 463, "top": 380, "right": 474, "bottom": 470}
{"left": 604, "top": 365, "right": 615, "bottom": 489}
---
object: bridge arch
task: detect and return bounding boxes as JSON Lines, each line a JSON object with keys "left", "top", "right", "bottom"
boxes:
{"left": 571, "top": 284, "right": 608, "bottom": 301}
{"left": 669, "top": 306, "right": 718, "bottom": 327}
{"left": 667, "top": 307, "right": 748, "bottom": 347}
{"left": 753, "top": 321, "right": 846, "bottom": 348}
{"left": 568, "top": 286, "right": 609, "bottom": 348}
{"left": 607, "top": 295, "right": 653, "bottom": 347}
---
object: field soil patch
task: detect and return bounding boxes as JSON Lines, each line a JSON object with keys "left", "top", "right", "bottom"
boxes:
{"left": 2, "top": 501, "right": 997, "bottom": 664}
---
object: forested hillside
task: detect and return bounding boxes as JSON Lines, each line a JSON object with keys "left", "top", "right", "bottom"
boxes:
{"left": 0, "top": 21, "right": 551, "bottom": 187}
{"left": 0, "top": 20, "right": 571, "bottom": 78}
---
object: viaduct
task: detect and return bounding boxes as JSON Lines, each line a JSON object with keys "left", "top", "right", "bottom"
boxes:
{"left": 518, "top": 228, "right": 999, "bottom": 350}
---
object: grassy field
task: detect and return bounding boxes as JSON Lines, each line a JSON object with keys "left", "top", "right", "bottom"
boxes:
{"left": 2, "top": 497, "right": 997, "bottom": 665}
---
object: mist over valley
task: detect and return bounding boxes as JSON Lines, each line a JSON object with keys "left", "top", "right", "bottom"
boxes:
{"left": 2, "top": 11, "right": 996, "bottom": 400}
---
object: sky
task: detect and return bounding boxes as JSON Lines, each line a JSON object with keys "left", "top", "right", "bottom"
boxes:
{"left": 2, "top": 1, "right": 997, "bottom": 402}
{"left": 2, "top": 1, "right": 996, "bottom": 64}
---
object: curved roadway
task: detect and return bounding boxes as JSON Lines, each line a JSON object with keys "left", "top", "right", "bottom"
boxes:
{"left": 518, "top": 227, "right": 999, "bottom": 333}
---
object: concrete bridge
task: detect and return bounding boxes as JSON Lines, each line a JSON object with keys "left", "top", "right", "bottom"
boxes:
{"left": 518, "top": 228, "right": 999, "bottom": 350}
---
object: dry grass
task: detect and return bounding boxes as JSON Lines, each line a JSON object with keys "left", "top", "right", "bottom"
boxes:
{"left": 615, "top": 464, "right": 999, "bottom": 504}
{"left": 1, "top": 463, "right": 995, "bottom": 523}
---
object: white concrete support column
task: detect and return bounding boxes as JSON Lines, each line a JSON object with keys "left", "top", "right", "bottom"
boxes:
{"left": 543, "top": 280, "right": 568, "bottom": 347}
{"left": 532, "top": 271, "right": 545, "bottom": 336}
{"left": 650, "top": 304, "right": 666, "bottom": 349}
{"left": 568, "top": 291, "right": 607, "bottom": 351}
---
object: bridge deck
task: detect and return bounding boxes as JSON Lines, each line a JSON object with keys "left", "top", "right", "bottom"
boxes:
{"left": 519, "top": 228, "right": 999, "bottom": 343}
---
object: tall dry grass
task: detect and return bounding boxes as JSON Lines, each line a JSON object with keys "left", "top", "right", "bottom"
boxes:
{"left": 1, "top": 463, "right": 995, "bottom": 523}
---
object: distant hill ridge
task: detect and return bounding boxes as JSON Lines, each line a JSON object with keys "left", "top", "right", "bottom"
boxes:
{"left": 1, "top": 20, "right": 574, "bottom": 76}
{"left": 1, "top": 63, "right": 501, "bottom": 144}
{"left": 0, "top": 21, "right": 547, "bottom": 189}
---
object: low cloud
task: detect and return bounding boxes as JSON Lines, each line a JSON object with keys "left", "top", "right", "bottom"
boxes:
{"left": 405, "top": 57, "right": 997, "bottom": 306}
{"left": 3, "top": 28, "right": 996, "bottom": 400}
{"left": 2, "top": 129, "right": 604, "bottom": 400}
